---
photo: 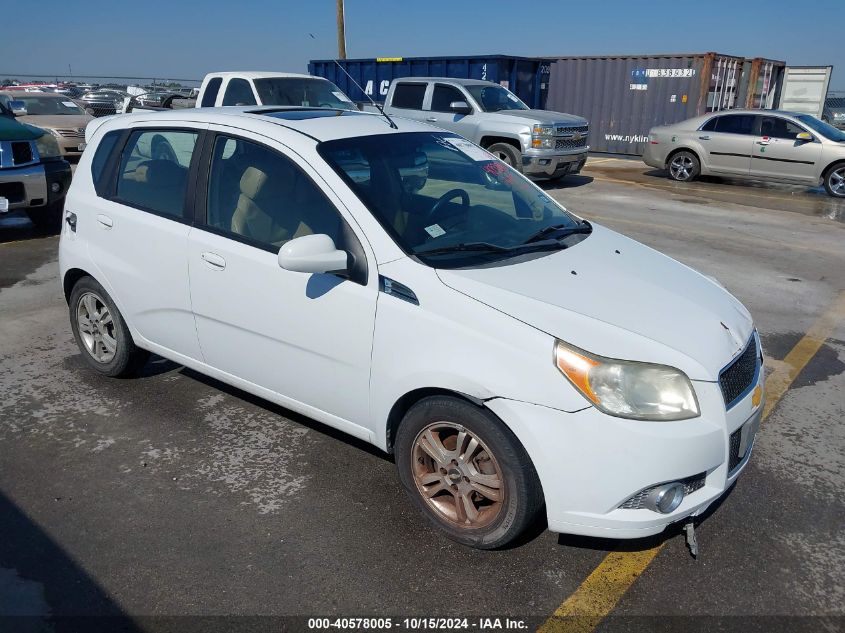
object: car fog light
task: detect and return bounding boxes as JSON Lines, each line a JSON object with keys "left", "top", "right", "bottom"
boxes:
{"left": 51, "top": 182, "right": 62, "bottom": 193}
{"left": 646, "top": 482, "right": 685, "bottom": 514}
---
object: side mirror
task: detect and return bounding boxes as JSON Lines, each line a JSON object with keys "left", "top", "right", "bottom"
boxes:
{"left": 449, "top": 100, "right": 473, "bottom": 115}
{"left": 795, "top": 131, "right": 813, "bottom": 142}
{"left": 8, "top": 100, "right": 27, "bottom": 116}
{"left": 278, "top": 234, "right": 348, "bottom": 275}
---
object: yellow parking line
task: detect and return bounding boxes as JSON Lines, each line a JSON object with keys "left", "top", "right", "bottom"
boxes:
{"left": 538, "top": 289, "right": 845, "bottom": 633}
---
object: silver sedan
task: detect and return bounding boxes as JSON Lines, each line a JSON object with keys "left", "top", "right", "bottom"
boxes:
{"left": 643, "top": 110, "right": 845, "bottom": 198}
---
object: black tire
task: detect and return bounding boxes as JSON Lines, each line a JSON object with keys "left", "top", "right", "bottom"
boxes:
{"left": 486, "top": 142, "right": 523, "bottom": 173}
{"left": 26, "top": 200, "right": 64, "bottom": 234}
{"left": 822, "top": 162, "right": 845, "bottom": 198}
{"left": 667, "top": 150, "right": 701, "bottom": 182}
{"left": 68, "top": 276, "right": 149, "bottom": 377}
{"left": 394, "top": 396, "right": 544, "bottom": 549}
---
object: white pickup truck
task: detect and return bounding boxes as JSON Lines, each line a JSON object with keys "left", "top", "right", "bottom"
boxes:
{"left": 378, "top": 78, "right": 589, "bottom": 181}
{"left": 126, "top": 72, "right": 357, "bottom": 112}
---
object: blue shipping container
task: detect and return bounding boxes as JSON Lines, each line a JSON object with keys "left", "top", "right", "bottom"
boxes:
{"left": 308, "top": 55, "right": 551, "bottom": 109}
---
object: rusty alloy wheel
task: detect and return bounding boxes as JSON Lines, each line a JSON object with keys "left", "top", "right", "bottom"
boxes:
{"left": 411, "top": 421, "right": 504, "bottom": 529}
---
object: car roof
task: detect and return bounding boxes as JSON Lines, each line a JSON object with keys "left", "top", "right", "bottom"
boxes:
{"left": 204, "top": 71, "right": 318, "bottom": 81}
{"left": 392, "top": 77, "right": 498, "bottom": 87}
{"left": 0, "top": 90, "right": 65, "bottom": 97}
{"left": 89, "top": 106, "right": 439, "bottom": 143}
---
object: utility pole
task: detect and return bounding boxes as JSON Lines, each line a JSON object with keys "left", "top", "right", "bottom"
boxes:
{"left": 336, "top": 0, "right": 347, "bottom": 59}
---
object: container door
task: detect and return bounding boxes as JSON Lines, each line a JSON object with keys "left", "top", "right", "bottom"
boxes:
{"left": 778, "top": 67, "right": 832, "bottom": 117}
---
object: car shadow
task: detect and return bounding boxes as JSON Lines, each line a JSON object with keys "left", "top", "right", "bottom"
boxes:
{"left": 0, "top": 490, "right": 143, "bottom": 632}
{"left": 539, "top": 174, "right": 594, "bottom": 191}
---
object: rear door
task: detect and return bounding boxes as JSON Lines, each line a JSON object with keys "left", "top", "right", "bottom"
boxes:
{"left": 698, "top": 113, "right": 755, "bottom": 175}
{"left": 750, "top": 115, "right": 822, "bottom": 183}
{"left": 83, "top": 123, "right": 207, "bottom": 361}
{"left": 385, "top": 81, "right": 429, "bottom": 123}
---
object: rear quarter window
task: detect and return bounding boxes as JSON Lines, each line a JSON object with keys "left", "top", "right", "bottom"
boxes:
{"left": 91, "top": 130, "right": 122, "bottom": 197}
{"left": 201, "top": 77, "right": 223, "bottom": 107}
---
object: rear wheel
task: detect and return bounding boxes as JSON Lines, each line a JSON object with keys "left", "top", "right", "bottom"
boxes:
{"left": 667, "top": 150, "right": 700, "bottom": 182}
{"left": 69, "top": 277, "right": 149, "bottom": 377}
{"left": 823, "top": 163, "right": 845, "bottom": 198}
{"left": 394, "top": 396, "right": 543, "bottom": 549}
{"left": 486, "top": 142, "right": 523, "bottom": 173}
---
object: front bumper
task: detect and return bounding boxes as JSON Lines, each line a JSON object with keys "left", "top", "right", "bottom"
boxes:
{"left": 57, "top": 137, "right": 87, "bottom": 157}
{"left": 485, "top": 373, "right": 763, "bottom": 539}
{"left": 522, "top": 149, "right": 588, "bottom": 178}
{"left": 0, "top": 163, "right": 48, "bottom": 211}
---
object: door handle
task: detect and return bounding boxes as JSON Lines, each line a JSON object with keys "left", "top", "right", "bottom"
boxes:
{"left": 96, "top": 214, "right": 113, "bottom": 229}
{"left": 426, "top": 116, "right": 438, "bottom": 122}
{"left": 65, "top": 211, "right": 77, "bottom": 232}
{"left": 756, "top": 140, "right": 769, "bottom": 146}
{"left": 201, "top": 251, "right": 226, "bottom": 270}
{"left": 698, "top": 135, "right": 710, "bottom": 140}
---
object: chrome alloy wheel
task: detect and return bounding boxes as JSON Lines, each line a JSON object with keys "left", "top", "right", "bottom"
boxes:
{"left": 411, "top": 422, "right": 504, "bottom": 529}
{"left": 492, "top": 149, "right": 514, "bottom": 165}
{"left": 669, "top": 154, "right": 695, "bottom": 181}
{"left": 76, "top": 291, "right": 117, "bottom": 363}
{"left": 829, "top": 167, "right": 845, "bottom": 196}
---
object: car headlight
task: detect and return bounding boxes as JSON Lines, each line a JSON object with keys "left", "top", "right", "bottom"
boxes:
{"left": 531, "top": 137, "right": 554, "bottom": 149}
{"left": 532, "top": 124, "right": 554, "bottom": 137}
{"left": 554, "top": 340, "right": 700, "bottom": 421}
{"left": 35, "top": 132, "right": 62, "bottom": 159}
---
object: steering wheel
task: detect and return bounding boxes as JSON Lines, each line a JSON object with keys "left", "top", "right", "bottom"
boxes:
{"left": 427, "top": 189, "right": 470, "bottom": 223}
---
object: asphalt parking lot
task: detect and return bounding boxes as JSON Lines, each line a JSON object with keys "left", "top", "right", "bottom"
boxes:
{"left": 1, "top": 158, "right": 843, "bottom": 632}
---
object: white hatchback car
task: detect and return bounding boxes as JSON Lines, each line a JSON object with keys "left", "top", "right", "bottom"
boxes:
{"left": 59, "top": 107, "right": 764, "bottom": 549}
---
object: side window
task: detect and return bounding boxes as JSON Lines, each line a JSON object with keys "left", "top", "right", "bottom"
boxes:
{"left": 715, "top": 114, "right": 754, "bottom": 135}
{"left": 201, "top": 77, "right": 222, "bottom": 107}
{"left": 205, "top": 135, "right": 345, "bottom": 250}
{"left": 760, "top": 116, "right": 805, "bottom": 140}
{"left": 430, "top": 84, "right": 466, "bottom": 112}
{"left": 114, "top": 129, "right": 198, "bottom": 218}
{"left": 91, "top": 130, "right": 122, "bottom": 196}
{"left": 391, "top": 83, "right": 426, "bottom": 110}
{"left": 222, "top": 79, "right": 257, "bottom": 106}
{"left": 700, "top": 117, "right": 718, "bottom": 132}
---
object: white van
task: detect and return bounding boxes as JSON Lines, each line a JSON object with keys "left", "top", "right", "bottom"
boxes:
{"left": 59, "top": 106, "right": 763, "bottom": 549}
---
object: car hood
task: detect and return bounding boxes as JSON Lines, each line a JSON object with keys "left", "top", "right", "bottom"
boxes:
{"left": 0, "top": 115, "right": 45, "bottom": 141}
{"left": 493, "top": 110, "right": 588, "bottom": 126}
{"left": 436, "top": 224, "right": 753, "bottom": 381}
{"left": 18, "top": 114, "right": 93, "bottom": 129}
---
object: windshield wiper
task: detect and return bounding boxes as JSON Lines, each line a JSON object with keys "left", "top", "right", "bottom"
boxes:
{"left": 415, "top": 242, "right": 514, "bottom": 256}
{"left": 522, "top": 221, "right": 592, "bottom": 245}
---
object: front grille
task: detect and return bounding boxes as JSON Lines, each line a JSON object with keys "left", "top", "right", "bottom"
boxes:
{"left": 55, "top": 129, "right": 85, "bottom": 139}
{"left": 619, "top": 472, "right": 706, "bottom": 510}
{"left": 719, "top": 336, "right": 759, "bottom": 408}
{"left": 728, "top": 428, "right": 743, "bottom": 472}
{"left": 556, "top": 125, "right": 589, "bottom": 135}
{"left": 0, "top": 181, "right": 25, "bottom": 203}
{"left": 11, "top": 141, "right": 34, "bottom": 165}
{"left": 555, "top": 137, "right": 588, "bottom": 150}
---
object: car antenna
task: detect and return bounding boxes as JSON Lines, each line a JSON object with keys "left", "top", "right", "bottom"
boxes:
{"left": 330, "top": 58, "right": 398, "bottom": 129}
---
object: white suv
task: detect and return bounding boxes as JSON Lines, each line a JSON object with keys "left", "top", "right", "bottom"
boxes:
{"left": 59, "top": 107, "right": 763, "bottom": 549}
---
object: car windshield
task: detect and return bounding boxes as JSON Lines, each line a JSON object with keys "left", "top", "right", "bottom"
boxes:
{"left": 795, "top": 114, "right": 845, "bottom": 142}
{"left": 464, "top": 85, "right": 529, "bottom": 112}
{"left": 254, "top": 78, "right": 356, "bottom": 111}
{"left": 319, "top": 132, "right": 587, "bottom": 268}
{"left": 8, "top": 95, "right": 85, "bottom": 115}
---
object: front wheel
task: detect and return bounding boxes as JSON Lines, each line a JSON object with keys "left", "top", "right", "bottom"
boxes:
{"left": 823, "top": 163, "right": 845, "bottom": 198}
{"left": 394, "top": 396, "right": 544, "bottom": 549}
{"left": 486, "top": 142, "right": 523, "bottom": 173}
{"left": 667, "top": 150, "right": 700, "bottom": 182}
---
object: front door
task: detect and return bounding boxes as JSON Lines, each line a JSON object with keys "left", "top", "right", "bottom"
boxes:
{"left": 750, "top": 115, "right": 822, "bottom": 183}
{"left": 187, "top": 130, "right": 378, "bottom": 436}
{"left": 425, "top": 83, "right": 476, "bottom": 138}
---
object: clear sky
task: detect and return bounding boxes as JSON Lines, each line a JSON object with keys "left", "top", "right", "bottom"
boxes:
{"left": 1, "top": 0, "right": 842, "bottom": 90}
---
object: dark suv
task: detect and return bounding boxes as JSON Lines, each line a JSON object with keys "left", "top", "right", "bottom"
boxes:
{"left": 1, "top": 99, "right": 72, "bottom": 230}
